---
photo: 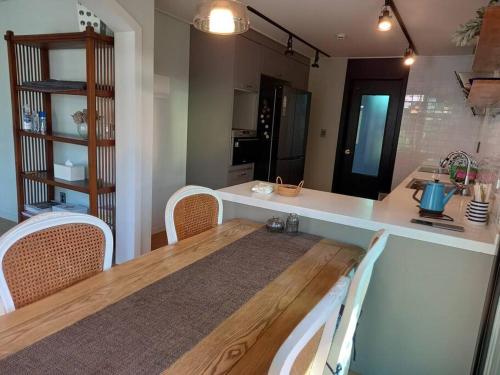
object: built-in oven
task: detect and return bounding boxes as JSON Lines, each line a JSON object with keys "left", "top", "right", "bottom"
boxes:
{"left": 231, "top": 129, "right": 259, "bottom": 166}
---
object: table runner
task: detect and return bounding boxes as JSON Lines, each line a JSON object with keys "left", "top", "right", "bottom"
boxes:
{"left": 0, "top": 228, "right": 320, "bottom": 374}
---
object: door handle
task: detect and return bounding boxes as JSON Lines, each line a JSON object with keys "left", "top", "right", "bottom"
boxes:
{"left": 344, "top": 149, "right": 351, "bottom": 155}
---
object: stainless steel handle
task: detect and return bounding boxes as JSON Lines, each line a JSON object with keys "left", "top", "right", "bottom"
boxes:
{"left": 344, "top": 149, "right": 351, "bottom": 155}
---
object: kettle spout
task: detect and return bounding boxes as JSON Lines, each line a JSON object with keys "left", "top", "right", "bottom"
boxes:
{"left": 443, "top": 188, "right": 456, "bottom": 205}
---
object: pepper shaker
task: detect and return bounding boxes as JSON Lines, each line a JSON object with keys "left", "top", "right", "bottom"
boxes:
{"left": 285, "top": 213, "right": 299, "bottom": 233}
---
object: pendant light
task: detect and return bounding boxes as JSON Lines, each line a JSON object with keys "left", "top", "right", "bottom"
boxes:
{"left": 285, "top": 34, "right": 294, "bottom": 56}
{"left": 377, "top": 6, "right": 392, "bottom": 31}
{"left": 311, "top": 50, "right": 320, "bottom": 68}
{"left": 403, "top": 46, "right": 415, "bottom": 65}
{"left": 193, "top": 0, "right": 250, "bottom": 35}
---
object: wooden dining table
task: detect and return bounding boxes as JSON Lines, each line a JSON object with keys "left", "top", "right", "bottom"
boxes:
{"left": 0, "top": 219, "right": 364, "bottom": 374}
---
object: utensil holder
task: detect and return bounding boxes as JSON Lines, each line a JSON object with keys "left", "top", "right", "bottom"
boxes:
{"left": 466, "top": 200, "right": 489, "bottom": 225}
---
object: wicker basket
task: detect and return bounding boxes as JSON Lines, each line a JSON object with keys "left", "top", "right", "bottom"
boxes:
{"left": 275, "top": 177, "right": 304, "bottom": 197}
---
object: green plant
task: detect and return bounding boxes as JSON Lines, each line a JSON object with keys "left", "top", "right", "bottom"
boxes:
{"left": 452, "top": 0, "right": 498, "bottom": 47}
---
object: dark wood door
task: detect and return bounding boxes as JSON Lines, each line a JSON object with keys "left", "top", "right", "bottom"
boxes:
{"left": 333, "top": 79, "right": 404, "bottom": 199}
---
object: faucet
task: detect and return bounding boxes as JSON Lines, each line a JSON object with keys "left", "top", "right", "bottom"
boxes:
{"left": 440, "top": 151, "right": 475, "bottom": 196}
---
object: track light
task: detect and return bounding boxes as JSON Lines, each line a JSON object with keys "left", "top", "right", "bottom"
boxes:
{"left": 285, "top": 34, "right": 294, "bottom": 56}
{"left": 377, "top": 6, "right": 392, "bottom": 31}
{"left": 403, "top": 47, "right": 415, "bottom": 65}
{"left": 311, "top": 50, "right": 320, "bottom": 68}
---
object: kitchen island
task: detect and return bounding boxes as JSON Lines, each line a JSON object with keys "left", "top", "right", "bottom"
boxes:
{"left": 218, "top": 169, "right": 499, "bottom": 374}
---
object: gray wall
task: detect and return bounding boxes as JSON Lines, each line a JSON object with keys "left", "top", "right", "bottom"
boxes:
{"left": 223, "top": 201, "right": 494, "bottom": 374}
{"left": 186, "top": 28, "right": 236, "bottom": 189}
{"left": 152, "top": 11, "right": 190, "bottom": 233}
{"left": 304, "top": 57, "right": 347, "bottom": 192}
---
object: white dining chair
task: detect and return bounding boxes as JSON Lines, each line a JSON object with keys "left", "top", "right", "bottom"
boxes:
{"left": 0, "top": 212, "right": 113, "bottom": 314}
{"left": 327, "top": 229, "right": 388, "bottom": 375}
{"left": 165, "top": 185, "right": 223, "bottom": 245}
{"left": 268, "top": 277, "right": 351, "bottom": 375}
{"left": 268, "top": 230, "right": 388, "bottom": 375}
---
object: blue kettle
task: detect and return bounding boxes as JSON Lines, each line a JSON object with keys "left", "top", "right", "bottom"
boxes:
{"left": 412, "top": 180, "right": 456, "bottom": 213}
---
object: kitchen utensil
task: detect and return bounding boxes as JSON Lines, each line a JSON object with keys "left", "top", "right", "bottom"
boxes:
{"left": 276, "top": 176, "right": 304, "bottom": 197}
{"left": 466, "top": 200, "right": 489, "bottom": 225}
{"left": 410, "top": 219, "right": 465, "bottom": 232}
{"left": 266, "top": 217, "right": 285, "bottom": 233}
{"left": 412, "top": 180, "right": 456, "bottom": 213}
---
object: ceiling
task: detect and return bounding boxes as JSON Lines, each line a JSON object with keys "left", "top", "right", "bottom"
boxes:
{"left": 155, "top": 0, "right": 488, "bottom": 58}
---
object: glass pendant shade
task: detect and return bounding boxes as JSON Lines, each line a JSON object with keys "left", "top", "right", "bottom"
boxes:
{"left": 377, "top": 9, "right": 392, "bottom": 31}
{"left": 193, "top": 0, "right": 250, "bottom": 35}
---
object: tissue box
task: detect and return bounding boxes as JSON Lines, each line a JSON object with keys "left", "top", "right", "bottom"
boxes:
{"left": 54, "top": 163, "right": 85, "bottom": 181}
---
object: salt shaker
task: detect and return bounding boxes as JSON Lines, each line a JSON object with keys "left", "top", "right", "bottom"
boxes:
{"left": 266, "top": 217, "right": 285, "bottom": 233}
{"left": 285, "top": 213, "right": 299, "bottom": 233}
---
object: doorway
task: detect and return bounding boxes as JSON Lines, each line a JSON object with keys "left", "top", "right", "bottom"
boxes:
{"left": 333, "top": 59, "right": 409, "bottom": 200}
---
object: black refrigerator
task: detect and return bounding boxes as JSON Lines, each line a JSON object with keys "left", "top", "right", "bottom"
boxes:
{"left": 254, "top": 76, "right": 312, "bottom": 185}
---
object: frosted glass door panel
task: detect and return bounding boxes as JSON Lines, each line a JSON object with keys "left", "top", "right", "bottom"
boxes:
{"left": 351, "top": 95, "right": 390, "bottom": 177}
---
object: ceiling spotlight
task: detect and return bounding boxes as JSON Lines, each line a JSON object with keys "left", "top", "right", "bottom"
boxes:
{"left": 403, "top": 47, "right": 415, "bottom": 65}
{"left": 378, "top": 6, "right": 392, "bottom": 31}
{"left": 285, "top": 34, "right": 294, "bottom": 56}
{"left": 311, "top": 50, "right": 320, "bottom": 68}
{"left": 193, "top": 0, "right": 250, "bottom": 35}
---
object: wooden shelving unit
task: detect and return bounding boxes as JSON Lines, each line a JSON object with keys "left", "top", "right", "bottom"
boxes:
{"left": 468, "top": 79, "right": 500, "bottom": 108}
{"left": 467, "top": 6, "right": 500, "bottom": 111}
{"left": 4, "top": 27, "right": 116, "bottom": 230}
{"left": 472, "top": 6, "right": 500, "bottom": 73}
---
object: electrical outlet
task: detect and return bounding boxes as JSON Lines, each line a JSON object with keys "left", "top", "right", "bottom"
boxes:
{"left": 320, "top": 129, "right": 327, "bottom": 138}
{"left": 60, "top": 192, "right": 66, "bottom": 203}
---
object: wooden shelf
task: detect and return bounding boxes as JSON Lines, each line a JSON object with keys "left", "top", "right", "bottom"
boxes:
{"left": 6, "top": 28, "right": 115, "bottom": 224}
{"left": 16, "top": 85, "right": 114, "bottom": 98}
{"left": 473, "top": 6, "right": 500, "bottom": 72}
{"left": 18, "top": 130, "right": 115, "bottom": 147}
{"left": 4, "top": 27, "right": 113, "bottom": 50}
{"left": 468, "top": 79, "right": 500, "bottom": 108}
{"left": 22, "top": 171, "right": 115, "bottom": 194}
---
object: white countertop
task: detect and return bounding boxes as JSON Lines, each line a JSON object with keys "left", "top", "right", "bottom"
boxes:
{"left": 218, "top": 169, "right": 500, "bottom": 255}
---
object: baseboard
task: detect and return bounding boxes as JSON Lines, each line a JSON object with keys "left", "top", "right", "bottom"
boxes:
{"left": 0, "top": 209, "right": 17, "bottom": 223}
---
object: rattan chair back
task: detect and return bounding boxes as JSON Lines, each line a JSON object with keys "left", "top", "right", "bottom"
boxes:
{"left": 0, "top": 212, "right": 113, "bottom": 314}
{"left": 165, "top": 186, "right": 223, "bottom": 244}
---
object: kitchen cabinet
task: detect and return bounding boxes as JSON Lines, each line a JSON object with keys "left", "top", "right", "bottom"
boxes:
{"left": 260, "top": 47, "right": 288, "bottom": 80}
{"left": 234, "top": 36, "right": 261, "bottom": 92}
{"left": 227, "top": 163, "right": 254, "bottom": 186}
{"left": 187, "top": 26, "right": 311, "bottom": 189}
{"left": 260, "top": 46, "right": 310, "bottom": 91}
{"left": 287, "top": 58, "right": 310, "bottom": 91}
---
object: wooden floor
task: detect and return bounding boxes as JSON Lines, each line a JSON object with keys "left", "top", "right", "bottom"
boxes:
{"left": 0, "top": 217, "right": 16, "bottom": 236}
{"left": 151, "top": 231, "right": 167, "bottom": 250}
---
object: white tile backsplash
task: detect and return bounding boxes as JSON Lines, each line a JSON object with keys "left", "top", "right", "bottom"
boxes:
{"left": 392, "top": 55, "right": 500, "bottom": 188}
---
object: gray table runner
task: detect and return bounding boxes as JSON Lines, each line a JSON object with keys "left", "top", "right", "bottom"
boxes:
{"left": 0, "top": 228, "right": 320, "bottom": 374}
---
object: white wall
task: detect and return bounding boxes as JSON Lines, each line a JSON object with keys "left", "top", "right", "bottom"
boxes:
{"left": 0, "top": 0, "right": 83, "bottom": 221}
{"left": 1, "top": 0, "right": 156, "bottom": 260}
{"left": 152, "top": 11, "right": 190, "bottom": 233}
{"left": 392, "top": 55, "right": 483, "bottom": 188}
{"left": 304, "top": 58, "right": 347, "bottom": 192}
{"left": 305, "top": 55, "right": 500, "bottom": 193}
